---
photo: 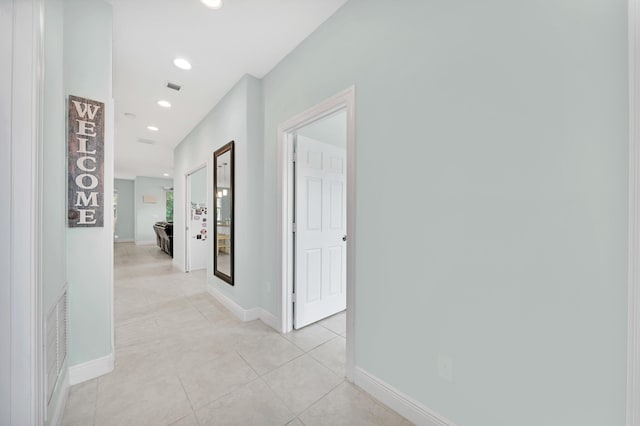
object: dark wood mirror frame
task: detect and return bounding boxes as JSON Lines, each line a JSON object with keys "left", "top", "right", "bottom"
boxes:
{"left": 213, "top": 141, "right": 234, "bottom": 285}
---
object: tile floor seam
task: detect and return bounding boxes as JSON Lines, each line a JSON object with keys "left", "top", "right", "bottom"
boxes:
{"left": 255, "top": 375, "right": 298, "bottom": 423}
{"left": 195, "top": 376, "right": 263, "bottom": 412}
{"left": 286, "top": 332, "right": 339, "bottom": 354}
{"left": 175, "top": 370, "right": 200, "bottom": 423}
{"left": 307, "top": 335, "right": 346, "bottom": 376}
{"left": 260, "top": 355, "right": 345, "bottom": 417}
{"left": 90, "top": 378, "right": 99, "bottom": 426}
{"left": 235, "top": 349, "right": 262, "bottom": 378}
{"left": 297, "top": 377, "right": 347, "bottom": 419}
{"left": 258, "top": 350, "right": 307, "bottom": 379}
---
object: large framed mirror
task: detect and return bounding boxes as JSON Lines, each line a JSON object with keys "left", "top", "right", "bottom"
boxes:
{"left": 213, "top": 141, "right": 234, "bottom": 285}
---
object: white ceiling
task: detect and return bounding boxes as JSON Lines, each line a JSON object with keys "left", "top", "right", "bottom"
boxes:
{"left": 109, "top": 0, "right": 348, "bottom": 180}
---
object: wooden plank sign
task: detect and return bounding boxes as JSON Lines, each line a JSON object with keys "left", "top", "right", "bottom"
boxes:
{"left": 68, "top": 95, "right": 105, "bottom": 227}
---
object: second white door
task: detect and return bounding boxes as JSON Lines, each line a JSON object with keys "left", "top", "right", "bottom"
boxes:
{"left": 294, "top": 135, "right": 346, "bottom": 329}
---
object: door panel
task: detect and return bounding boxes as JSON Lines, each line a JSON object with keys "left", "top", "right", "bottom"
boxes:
{"left": 294, "top": 135, "right": 346, "bottom": 329}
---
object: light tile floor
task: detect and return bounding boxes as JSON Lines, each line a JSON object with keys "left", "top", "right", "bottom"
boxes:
{"left": 61, "top": 243, "right": 411, "bottom": 426}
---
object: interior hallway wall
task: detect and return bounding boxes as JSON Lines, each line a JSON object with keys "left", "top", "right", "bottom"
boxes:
{"left": 133, "top": 176, "right": 173, "bottom": 244}
{"left": 114, "top": 178, "right": 135, "bottom": 242}
{"left": 174, "top": 75, "right": 264, "bottom": 312}
{"left": 259, "top": 0, "right": 628, "bottom": 425}
{"left": 65, "top": 0, "right": 115, "bottom": 369}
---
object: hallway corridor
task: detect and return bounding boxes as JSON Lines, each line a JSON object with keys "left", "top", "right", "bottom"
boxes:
{"left": 61, "top": 243, "right": 410, "bottom": 425}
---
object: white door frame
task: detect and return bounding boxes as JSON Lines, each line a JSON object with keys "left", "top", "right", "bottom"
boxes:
{"left": 629, "top": 1, "right": 640, "bottom": 424}
{"left": 1, "top": 0, "right": 46, "bottom": 424}
{"left": 185, "top": 163, "right": 207, "bottom": 272}
{"left": 278, "top": 86, "right": 356, "bottom": 380}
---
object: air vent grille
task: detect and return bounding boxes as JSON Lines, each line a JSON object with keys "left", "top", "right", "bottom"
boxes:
{"left": 167, "top": 82, "right": 181, "bottom": 91}
{"left": 46, "top": 289, "right": 68, "bottom": 404}
{"left": 137, "top": 138, "right": 156, "bottom": 145}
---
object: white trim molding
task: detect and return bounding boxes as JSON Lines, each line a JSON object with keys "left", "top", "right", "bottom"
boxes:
{"left": 258, "top": 309, "right": 279, "bottom": 331}
{"left": 277, "top": 86, "right": 356, "bottom": 380}
{"left": 207, "top": 285, "right": 253, "bottom": 321}
{"left": 629, "top": 1, "right": 640, "bottom": 425}
{"left": 354, "top": 368, "right": 456, "bottom": 426}
{"left": 206, "top": 285, "right": 279, "bottom": 330}
{"left": 68, "top": 353, "right": 114, "bottom": 386}
{"left": 2, "top": 0, "right": 46, "bottom": 424}
{"left": 47, "top": 372, "right": 69, "bottom": 426}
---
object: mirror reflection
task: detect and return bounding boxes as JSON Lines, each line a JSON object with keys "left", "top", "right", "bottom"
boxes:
{"left": 214, "top": 142, "right": 234, "bottom": 284}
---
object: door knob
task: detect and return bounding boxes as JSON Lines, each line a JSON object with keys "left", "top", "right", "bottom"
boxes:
{"left": 342, "top": 235, "right": 347, "bottom": 242}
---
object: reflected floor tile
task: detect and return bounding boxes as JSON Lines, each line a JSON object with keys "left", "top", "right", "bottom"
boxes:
{"left": 299, "top": 381, "right": 412, "bottom": 426}
{"left": 195, "top": 379, "right": 295, "bottom": 426}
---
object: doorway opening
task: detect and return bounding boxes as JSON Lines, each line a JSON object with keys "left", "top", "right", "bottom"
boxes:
{"left": 279, "top": 87, "right": 356, "bottom": 380}
{"left": 185, "top": 165, "right": 208, "bottom": 272}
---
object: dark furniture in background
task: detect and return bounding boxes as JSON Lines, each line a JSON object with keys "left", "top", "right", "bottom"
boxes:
{"left": 153, "top": 221, "right": 173, "bottom": 257}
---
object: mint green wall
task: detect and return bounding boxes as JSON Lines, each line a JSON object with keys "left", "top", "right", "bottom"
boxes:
{"left": 174, "top": 75, "right": 264, "bottom": 310}
{"left": 134, "top": 176, "right": 173, "bottom": 243}
{"left": 190, "top": 168, "right": 207, "bottom": 205}
{"left": 65, "top": 0, "right": 114, "bottom": 366}
{"left": 297, "top": 110, "right": 346, "bottom": 149}
{"left": 260, "top": 0, "right": 628, "bottom": 424}
{"left": 114, "top": 179, "right": 135, "bottom": 241}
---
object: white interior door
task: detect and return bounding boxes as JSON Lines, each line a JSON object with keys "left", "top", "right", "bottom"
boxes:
{"left": 187, "top": 167, "right": 208, "bottom": 271}
{"left": 294, "top": 135, "right": 346, "bottom": 329}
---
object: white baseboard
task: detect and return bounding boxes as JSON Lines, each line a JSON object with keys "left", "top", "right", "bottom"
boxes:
{"left": 353, "top": 367, "right": 455, "bottom": 426}
{"left": 114, "top": 238, "right": 134, "bottom": 243}
{"left": 47, "top": 371, "right": 69, "bottom": 426}
{"left": 206, "top": 285, "right": 279, "bottom": 331}
{"left": 68, "top": 353, "right": 114, "bottom": 385}
{"left": 259, "top": 309, "right": 279, "bottom": 331}
{"left": 135, "top": 240, "right": 156, "bottom": 246}
{"left": 207, "top": 285, "right": 254, "bottom": 321}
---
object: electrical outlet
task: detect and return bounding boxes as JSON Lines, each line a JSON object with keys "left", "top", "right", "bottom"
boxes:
{"left": 437, "top": 353, "right": 454, "bottom": 382}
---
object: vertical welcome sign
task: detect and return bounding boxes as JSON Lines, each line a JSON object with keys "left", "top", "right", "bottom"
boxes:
{"left": 68, "top": 95, "right": 105, "bottom": 227}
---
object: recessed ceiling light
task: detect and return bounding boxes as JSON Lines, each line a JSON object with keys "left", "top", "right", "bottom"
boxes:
{"left": 201, "top": 0, "right": 223, "bottom": 10}
{"left": 147, "top": 125, "right": 159, "bottom": 132}
{"left": 157, "top": 100, "right": 171, "bottom": 108}
{"left": 173, "top": 58, "right": 192, "bottom": 70}
{"left": 163, "top": 173, "right": 170, "bottom": 177}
